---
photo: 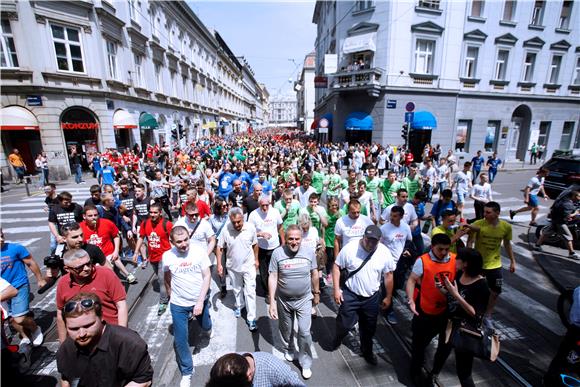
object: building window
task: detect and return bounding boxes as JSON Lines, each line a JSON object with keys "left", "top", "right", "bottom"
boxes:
{"left": 105, "top": 40, "right": 118, "bottom": 80}
{"left": 0, "top": 19, "right": 18, "bottom": 68}
{"left": 51, "top": 24, "right": 84, "bottom": 73}
{"left": 485, "top": 121, "right": 501, "bottom": 152}
{"left": 522, "top": 52, "right": 536, "bottom": 82}
{"left": 414, "top": 39, "right": 435, "bottom": 74}
{"left": 418, "top": 0, "right": 440, "bottom": 9}
{"left": 548, "top": 55, "right": 562, "bottom": 84}
{"left": 155, "top": 63, "right": 163, "bottom": 93}
{"left": 573, "top": 56, "right": 580, "bottom": 85}
{"left": 538, "top": 121, "right": 551, "bottom": 147}
{"left": 470, "top": 0, "right": 484, "bottom": 17}
{"left": 530, "top": 0, "right": 545, "bottom": 26}
{"left": 502, "top": 0, "right": 516, "bottom": 21}
{"left": 494, "top": 49, "right": 509, "bottom": 80}
{"left": 455, "top": 120, "right": 472, "bottom": 153}
{"left": 575, "top": 125, "right": 580, "bottom": 148}
{"left": 133, "top": 54, "right": 144, "bottom": 87}
{"left": 182, "top": 76, "right": 189, "bottom": 100}
{"left": 128, "top": 0, "right": 138, "bottom": 22}
{"left": 559, "top": 0, "right": 573, "bottom": 29}
{"left": 355, "top": 1, "right": 374, "bottom": 11}
{"left": 151, "top": 8, "right": 159, "bottom": 37}
{"left": 560, "top": 121, "right": 575, "bottom": 149}
{"left": 463, "top": 46, "right": 479, "bottom": 78}
{"left": 171, "top": 71, "right": 177, "bottom": 97}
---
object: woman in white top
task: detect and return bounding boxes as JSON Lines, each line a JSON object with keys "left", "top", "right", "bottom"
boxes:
{"left": 469, "top": 172, "right": 492, "bottom": 221}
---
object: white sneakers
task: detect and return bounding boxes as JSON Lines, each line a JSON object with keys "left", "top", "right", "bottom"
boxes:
{"left": 20, "top": 326, "right": 43, "bottom": 347}
{"left": 302, "top": 368, "right": 312, "bottom": 379}
{"left": 127, "top": 273, "right": 137, "bottom": 284}
{"left": 180, "top": 374, "right": 191, "bottom": 387}
{"left": 283, "top": 351, "right": 294, "bottom": 362}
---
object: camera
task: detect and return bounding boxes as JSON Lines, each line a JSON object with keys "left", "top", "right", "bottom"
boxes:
{"left": 43, "top": 254, "right": 63, "bottom": 270}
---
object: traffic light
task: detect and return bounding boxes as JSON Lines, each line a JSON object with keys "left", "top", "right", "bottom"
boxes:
{"left": 171, "top": 128, "right": 178, "bottom": 140}
{"left": 178, "top": 124, "right": 185, "bottom": 138}
{"left": 401, "top": 123, "right": 409, "bottom": 140}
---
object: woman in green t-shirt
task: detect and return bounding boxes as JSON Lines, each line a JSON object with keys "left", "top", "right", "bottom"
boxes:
{"left": 324, "top": 197, "right": 344, "bottom": 284}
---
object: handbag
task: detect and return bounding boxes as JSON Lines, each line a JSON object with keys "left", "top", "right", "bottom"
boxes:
{"left": 339, "top": 250, "right": 374, "bottom": 288}
{"left": 445, "top": 319, "right": 500, "bottom": 362}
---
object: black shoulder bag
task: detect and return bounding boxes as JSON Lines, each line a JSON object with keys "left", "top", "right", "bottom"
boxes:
{"left": 339, "top": 249, "right": 375, "bottom": 288}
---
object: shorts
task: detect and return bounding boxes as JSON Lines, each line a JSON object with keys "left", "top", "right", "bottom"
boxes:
{"left": 7, "top": 283, "right": 30, "bottom": 318}
{"left": 483, "top": 268, "right": 503, "bottom": 294}
{"left": 543, "top": 223, "right": 574, "bottom": 242}
{"left": 527, "top": 194, "right": 539, "bottom": 208}
{"left": 456, "top": 191, "right": 467, "bottom": 204}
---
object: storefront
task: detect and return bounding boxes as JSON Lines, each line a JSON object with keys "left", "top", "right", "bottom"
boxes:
{"left": 0, "top": 105, "right": 42, "bottom": 175}
{"left": 60, "top": 106, "right": 100, "bottom": 171}
{"left": 113, "top": 109, "right": 137, "bottom": 151}
{"left": 139, "top": 112, "right": 158, "bottom": 150}
{"left": 410, "top": 111, "right": 437, "bottom": 161}
{"left": 345, "top": 111, "right": 373, "bottom": 145}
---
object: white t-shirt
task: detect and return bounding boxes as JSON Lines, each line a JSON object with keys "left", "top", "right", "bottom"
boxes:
{"left": 339, "top": 188, "right": 351, "bottom": 208}
{"left": 174, "top": 217, "right": 215, "bottom": 252}
{"left": 162, "top": 246, "right": 211, "bottom": 307}
{"left": 336, "top": 240, "right": 396, "bottom": 297}
{"left": 381, "top": 202, "right": 418, "bottom": 226}
{"left": 218, "top": 222, "right": 258, "bottom": 272}
{"left": 248, "top": 207, "right": 283, "bottom": 250}
{"left": 358, "top": 191, "right": 374, "bottom": 216}
{"left": 421, "top": 166, "right": 437, "bottom": 186}
{"left": 436, "top": 164, "right": 449, "bottom": 183}
{"left": 334, "top": 214, "right": 373, "bottom": 247}
{"left": 301, "top": 227, "right": 319, "bottom": 256}
{"left": 377, "top": 153, "right": 388, "bottom": 169}
{"left": 380, "top": 222, "right": 412, "bottom": 263}
{"left": 527, "top": 176, "right": 544, "bottom": 195}
{"left": 454, "top": 171, "right": 470, "bottom": 194}
{"left": 471, "top": 183, "right": 492, "bottom": 201}
{"left": 294, "top": 186, "right": 317, "bottom": 208}
{"left": 0, "top": 277, "right": 12, "bottom": 318}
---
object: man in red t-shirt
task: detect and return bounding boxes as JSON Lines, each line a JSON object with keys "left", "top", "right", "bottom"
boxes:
{"left": 133, "top": 203, "right": 173, "bottom": 315}
{"left": 180, "top": 186, "right": 211, "bottom": 219}
{"left": 80, "top": 205, "right": 136, "bottom": 284}
{"left": 55, "top": 248, "right": 127, "bottom": 343}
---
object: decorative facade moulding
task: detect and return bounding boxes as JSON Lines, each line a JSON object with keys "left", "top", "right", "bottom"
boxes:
{"left": 550, "top": 40, "right": 571, "bottom": 51}
{"left": 347, "top": 22, "right": 379, "bottom": 36}
{"left": 463, "top": 29, "right": 488, "bottom": 42}
{"left": 411, "top": 21, "right": 444, "bottom": 36}
{"left": 494, "top": 33, "right": 517, "bottom": 46}
{"left": 523, "top": 37, "right": 545, "bottom": 48}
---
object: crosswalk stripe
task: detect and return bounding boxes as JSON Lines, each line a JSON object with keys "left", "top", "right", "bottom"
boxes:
{"left": 1, "top": 217, "right": 47, "bottom": 223}
{"left": 2, "top": 226, "right": 49, "bottom": 233}
{"left": 20, "top": 195, "right": 89, "bottom": 202}
{"left": 11, "top": 238, "right": 42, "bottom": 247}
{"left": 0, "top": 209, "right": 50, "bottom": 214}
{"left": 1, "top": 203, "right": 53, "bottom": 208}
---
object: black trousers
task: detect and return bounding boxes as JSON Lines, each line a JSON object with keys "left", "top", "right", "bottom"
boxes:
{"left": 474, "top": 200, "right": 485, "bottom": 221}
{"left": 431, "top": 326, "right": 476, "bottom": 387}
{"left": 258, "top": 248, "right": 274, "bottom": 294}
{"left": 335, "top": 287, "right": 380, "bottom": 356}
{"left": 410, "top": 312, "right": 448, "bottom": 375}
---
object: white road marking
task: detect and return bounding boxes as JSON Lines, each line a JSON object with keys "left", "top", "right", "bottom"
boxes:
{"left": 0, "top": 217, "right": 48, "bottom": 223}
{"left": 11, "top": 237, "right": 42, "bottom": 247}
{"left": 2, "top": 226, "right": 50, "bottom": 233}
{"left": 0, "top": 203, "right": 52, "bottom": 208}
{"left": 0, "top": 209, "right": 49, "bottom": 214}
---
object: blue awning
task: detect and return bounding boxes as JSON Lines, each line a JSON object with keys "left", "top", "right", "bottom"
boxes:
{"left": 345, "top": 111, "right": 373, "bottom": 131}
{"left": 318, "top": 113, "right": 333, "bottom": 129}
{"left": 411, "top": 111, "right": 437, "bottom": 130}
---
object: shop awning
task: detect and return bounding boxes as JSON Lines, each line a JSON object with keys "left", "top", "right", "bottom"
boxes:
{"left": 310, "top": 118, "right": 318, "bottom": 130}
{"left": 113, "top": 110, "right": 137, "bottom": 129}
{"left": 139, "top": 113, "right": 158, "bottom": 130}
{"left": 0, "top": 106, "right": 39, "bottom": 130}
{"left": 345, "top": 111, "right": 373, "bottom": 131}
{"left": 343, "top": 32, "right": 377, "bottom": 54}
{"left": 411, "top": 111, "right": 437, "bottom": 130}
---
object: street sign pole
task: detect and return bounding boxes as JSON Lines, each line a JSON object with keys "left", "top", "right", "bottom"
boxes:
{"left": 404, "top": 102, "right": 415, "bottom": 151}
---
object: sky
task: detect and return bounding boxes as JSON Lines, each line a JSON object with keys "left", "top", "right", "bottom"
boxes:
{"left": 187, "top": 1, "right": 317, "bottom": 97}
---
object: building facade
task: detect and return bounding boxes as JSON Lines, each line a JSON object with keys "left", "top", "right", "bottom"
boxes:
{"left": 269, "top": 94, "right": 298, "bottom": 128}
{"left": 312, "top": 0, "right": 580, "bottom": 161}
{"left": 295, "top": 51, "right": 316, "bottom": 133}
{"left": 0, "top": 0, "right": 267, "bottom": 179}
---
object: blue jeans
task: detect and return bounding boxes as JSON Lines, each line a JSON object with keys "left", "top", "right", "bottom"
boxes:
{"left": 14, "top": 166, "right": 25, "bottom": 181}
{"left": 73, "top": 164, "right": 82, "bottom": 183}
{"left": 170, "top": 299, "right": 212, "bottom": 376}
{"left": 437, "top": 181, "right": 448, "bottom": 194}
{"left": 488, "top": 169, "right": 497, "bottom": 183}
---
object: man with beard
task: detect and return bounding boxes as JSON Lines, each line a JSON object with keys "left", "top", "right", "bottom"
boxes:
{"left": 56, "top": 292, "right": 152, "bottom": 387}
{"left": 48, "top": 191, "right": 84, "bottom": 245}
{"left": 55, "top": 249, "right": 127, "bottom": 344}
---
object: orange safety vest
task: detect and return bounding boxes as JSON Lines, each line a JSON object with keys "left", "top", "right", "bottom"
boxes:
{"left": 415, "top": 252, "right": 456, "bottom": 316}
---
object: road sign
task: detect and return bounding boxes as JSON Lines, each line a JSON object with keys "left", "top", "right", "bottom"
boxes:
{"left": 387, "top": 99, "right": 397, "bottom": 109}
{"left": 405, "top": 112, "right": 414, "bottom": 123}
{"left": 405, "top": 102, "right": 415, "bottom": 112}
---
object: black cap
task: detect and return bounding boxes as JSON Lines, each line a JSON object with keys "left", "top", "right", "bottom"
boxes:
{"left": 364, "top": 225, "right": 382, "bottom": 240}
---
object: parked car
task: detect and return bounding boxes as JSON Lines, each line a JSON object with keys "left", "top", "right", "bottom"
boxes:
{"left": 541, "top": 155, "right": 580, "bottom": 198}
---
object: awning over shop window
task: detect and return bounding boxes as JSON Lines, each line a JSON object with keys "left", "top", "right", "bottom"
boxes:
{"left": 139, "top": 113, "right": 159, "bottom": 130}
{"left": 411, "top": 111, "right": 437, "bottom": 130}
{"left": 342, "top": 32, "right": 377, "bottom": 54}
{"left": 0, "top": 106, "right": 39, "bottom": 130}
{"left": 345, "top": 111, "right": 373, "bottom": 131}
{"left": 311, "top": 118, "right": 318, "bottom": 130}
{"left": 113, "top": 110, "right": 137, "bottom": 129}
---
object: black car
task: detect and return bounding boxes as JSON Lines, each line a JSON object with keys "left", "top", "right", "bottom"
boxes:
{"left": 541, "top": 155, "right": 580, "bottom": 197}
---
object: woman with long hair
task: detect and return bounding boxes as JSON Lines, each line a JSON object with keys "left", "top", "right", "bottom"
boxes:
{"left": 209, "top": 197, "right": 230, "bottom": 297}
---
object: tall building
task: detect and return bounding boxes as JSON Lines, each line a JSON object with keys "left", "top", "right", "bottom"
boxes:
{"left": 0, "top": 0, "right": 267, "bottom": 179}
{"left": 295, "top": 51, "right": 316, "bottom": 133}
{"left": 269, "top": 94, "right": 297, "bottom": 127}
{"left": 312, "top": 0, "right": 580, "bottom": 161}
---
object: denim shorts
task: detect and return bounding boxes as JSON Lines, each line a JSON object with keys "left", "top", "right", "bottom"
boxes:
{"left": 456, "top": 191, "right": 467, "bottom": 204}
{"left": 527, "top": 194, "right": 539, "bottom": 208}
{"left": 8, "top": 283, "right": 30, "bottom": 318}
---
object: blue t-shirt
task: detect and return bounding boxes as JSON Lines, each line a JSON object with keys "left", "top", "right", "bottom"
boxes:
{"left": 487, "top": 158, "right": 502, "bottom": 171}
{"left": 430, "top": 199, "right": 457, "bottom": 225}
{"left": 1, "top": 243, "right": 30, "bottom": 288}
{"left": 413, "top": 202, "right": 426, "bottom": 236}
{"left": 99, "top": 166, "right": 116, "bottom": 185}
{"left": 250, "top": 178, "right": 273, "bottom": 195}
{"left": 218, "top": 172, "right": 235, "bottom": 198}
{"left": 471, "top": 156, "right": 484, "bottom": 171}
{"left": 92, "top": 157, "right": 102, "bottom": 172}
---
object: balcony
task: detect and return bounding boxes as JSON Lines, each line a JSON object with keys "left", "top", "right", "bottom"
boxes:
{"left": 331, "top": 68, "right": 384, "bottom": 97}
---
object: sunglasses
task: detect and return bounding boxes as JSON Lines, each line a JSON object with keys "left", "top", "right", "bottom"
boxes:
{"left": 63, "top": 298, "right": 99, "bottom": 314}
{"left": 187, "top": 212, "right": 199, "bottom": 217}
{"left": 68, "top": 261, "right": 92, "bottom": 272}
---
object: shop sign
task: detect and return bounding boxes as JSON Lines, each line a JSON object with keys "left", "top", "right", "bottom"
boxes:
{"left": 61, "top": 122, "right": 100, "bottom": 130}
{"left": 26, "top": 95, "right": 43, "bottom": 106}
{"left": 314, "top": 76, "right": 328, "bottom": 88}
{"left": 387, "top": 99, "right": 397, "bottom": 109}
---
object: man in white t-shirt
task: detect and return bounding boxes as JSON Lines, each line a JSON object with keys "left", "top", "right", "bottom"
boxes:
{"left": 420, "top": 158, "right": 437, "bottom": 202}
{"left": 174, "top": 201, "right": 216, "bottom": 256}
{"left": 380, "top": 189, "right": 418, "bottom": 231}
{"left": 293, "top": 175, "right": 316, "bottom": 208}
{"left": 248, "top": 196, "right": 284, "bottom": 295}
{"left": 216, "top": 207, "right": 259, "bottom": 332}
{"left": 331, "top": 225, "right": 395, "bottom": 365}
{"left": 452, "top": 161, "right": 472, "bottom": 221}
{"left": 162, "top": 226, "right": 212, "bottom": 387}
{"left": 334, "top": 199, "right": 373, "bottom": 259}
{"left": 510, "top": 167, "right": 549, "bottom": 226}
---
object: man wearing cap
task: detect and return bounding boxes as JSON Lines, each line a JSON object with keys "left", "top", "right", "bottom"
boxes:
{"left": 331, "top": 225, "right": 395, "bottom": 365}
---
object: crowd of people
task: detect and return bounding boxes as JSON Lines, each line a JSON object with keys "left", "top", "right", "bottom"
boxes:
{"left": 1, "top": 128, "right": 578, "bottom": 387}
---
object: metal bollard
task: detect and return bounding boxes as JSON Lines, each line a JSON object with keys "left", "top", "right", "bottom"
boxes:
{"left": 24, "top": 176, "right": 31, "bottom": 196}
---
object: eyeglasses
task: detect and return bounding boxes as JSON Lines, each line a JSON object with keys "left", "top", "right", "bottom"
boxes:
{"left": 68, "top": 261, "right": 92, "bottom": 272}
{"left": 187, "top": 212, "right": 199, "bottom": 217}
{"left": 63, "top": 298, "right": 99, "bottom": 314}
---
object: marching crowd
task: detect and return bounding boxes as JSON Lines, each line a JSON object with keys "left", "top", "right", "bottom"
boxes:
{"left": 1, "top": 129, "right": 578, "bottom": 387}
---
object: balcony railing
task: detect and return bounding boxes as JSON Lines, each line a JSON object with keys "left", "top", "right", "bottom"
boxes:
{"left": 331, "top": 68, "right": 384, "bottom": 96}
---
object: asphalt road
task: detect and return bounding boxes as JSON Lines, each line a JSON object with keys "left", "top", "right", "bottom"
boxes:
{"left": 1, "top": 169, "right": 576, "bottom": 387}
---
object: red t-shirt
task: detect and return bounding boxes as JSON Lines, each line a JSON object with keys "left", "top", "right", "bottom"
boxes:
{"left": 181, "top": 199, "right": 211, "bottom": 219}
{"left": 80, "top": 219, "right": 119, "bottom": 257}
{"left": 56, "top": 266, "right": 126, "bottom": 325}
{"left": 139, "top": 218, "right": 173, "bottom": 262}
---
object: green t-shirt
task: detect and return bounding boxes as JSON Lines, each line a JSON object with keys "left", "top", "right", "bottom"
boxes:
{"left": 327, "top": 174, "right": 342, "bottom": 196}
{"left": 300, "top": 206, "right": 328, "bottom": 235}
{"left": 365, "top": 176, "right": 382, "bottom": 203}
{"left": 431, "top": 225, "right": 459, "bottom": 254}
{"left": 274, "top": 199, "right": 301, "bottom": 230}
{"left": 325, "top": 209, "right": 345, "bottom": 247}
{"left": 268, "top": 176, "right": 278, "bottom": 187}
{"left": 312, "top": 171, "right": 326, "bottom": 194}
{"left": 280, "top": 170, "right": 292, "bottom": 183}
{"left": 403, "top": 175, "right": 421, "bottom": 201}
{"left": 381, "top": 180, "right": 403, "bottom": 208}
{"left": 472, "top": 219, "right": 512, "bottom": 270}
